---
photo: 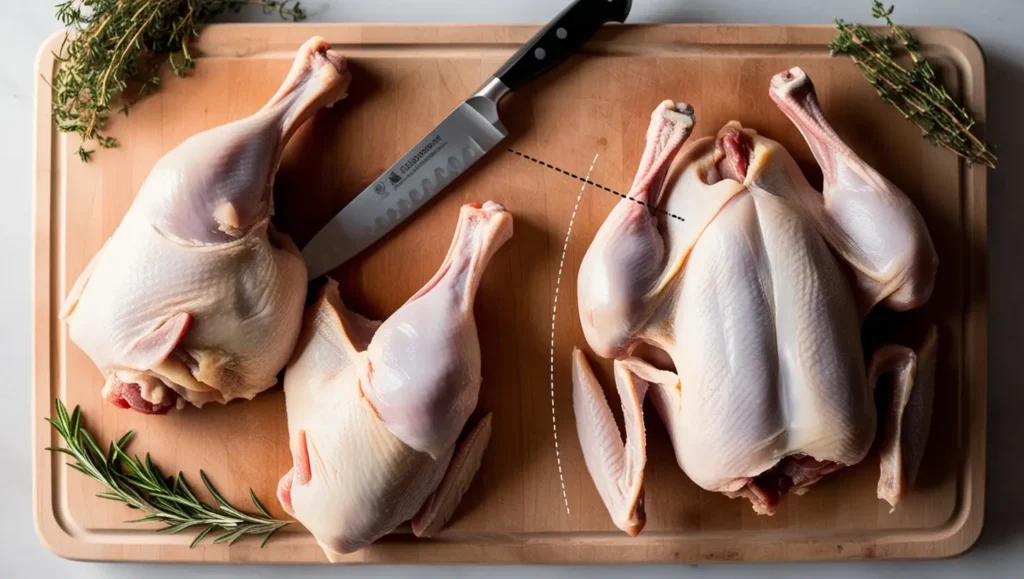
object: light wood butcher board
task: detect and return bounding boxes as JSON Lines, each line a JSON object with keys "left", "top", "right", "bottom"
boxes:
{"left": 32, "top": 24, "right": 987, "bottom": 563}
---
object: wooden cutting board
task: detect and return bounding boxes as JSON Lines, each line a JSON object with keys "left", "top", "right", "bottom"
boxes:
{"left": 32, "top": 24, "right": 987, "bottom": 564}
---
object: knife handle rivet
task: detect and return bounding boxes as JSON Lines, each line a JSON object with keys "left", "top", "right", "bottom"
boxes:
{"left": 556, "top": 27, "right": 568, "bottom": 40}
{"left": 534, "top": 47, "right": 547, "bottom": 60}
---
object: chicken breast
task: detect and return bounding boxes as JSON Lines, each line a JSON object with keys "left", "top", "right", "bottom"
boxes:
{"left": 277, "top": 202, "right": 511, "bottom": 559}
{"left": 573, "top": 68, "right": 939, "bottom": 533}
{"left": 61, "top": 37, "right": 351, "bottom": 412}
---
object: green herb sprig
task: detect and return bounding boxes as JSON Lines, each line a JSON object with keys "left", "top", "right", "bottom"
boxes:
{"left": 52, "top": 0, "right": 307, "bottom": 162}
{"left": 46, "top": 399, "right": 290, "bottom": 548}
{"left": 830, "top": 1, "right": 996, "bottom": 168}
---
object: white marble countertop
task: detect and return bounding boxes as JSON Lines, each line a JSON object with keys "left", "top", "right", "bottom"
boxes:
{"left": 4, "top": 0, "right": 1021, "bottom": 576}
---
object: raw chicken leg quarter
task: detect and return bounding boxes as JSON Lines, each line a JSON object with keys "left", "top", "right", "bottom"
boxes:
{"left": 574, "top": 67, "right": 939, "bottom": 535}
{"left": 278, "top": 201, "right": 512, "bottom": 559}
{"left": 61, "top": 37, "right": 351, "bottom": 413}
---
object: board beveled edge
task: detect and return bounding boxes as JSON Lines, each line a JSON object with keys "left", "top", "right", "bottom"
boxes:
{"left": 33, "top": 29, "right": 67, "bottom": 561}
{"left": 30, "top": 24, "right": 987, "bottom": 564}
{"left": 940, "top": 25, "right": 988, "bottom": 561}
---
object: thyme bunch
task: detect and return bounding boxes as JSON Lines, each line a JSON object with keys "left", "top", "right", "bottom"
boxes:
{"left": 51, "top": 0, "right": 307, "bottom": 162}
{"left": 830, "top": 1, "right": 996, "bottom": 168}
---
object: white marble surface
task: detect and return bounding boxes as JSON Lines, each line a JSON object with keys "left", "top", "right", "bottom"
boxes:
{"left": 3, "top": 0, "right": 1021, "bottom": 576}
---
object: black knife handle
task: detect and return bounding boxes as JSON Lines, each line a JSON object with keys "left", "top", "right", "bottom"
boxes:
{"left": 494, "top": 0, "right": 631, "bottom": 92}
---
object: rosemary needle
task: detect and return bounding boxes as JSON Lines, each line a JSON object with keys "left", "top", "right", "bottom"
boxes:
{"left": 51, "top": 0, "right": 307, "bottom": 162}
{"left": 830, "top": 1, "right": 996, "bottom": 168}
{"left": 45, "top": 399, "right": 290, "bottom": 548}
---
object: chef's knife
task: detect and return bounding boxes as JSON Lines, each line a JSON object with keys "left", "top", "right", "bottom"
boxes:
{"left": 302, "top": 0, "right": 632, "bottom": 279}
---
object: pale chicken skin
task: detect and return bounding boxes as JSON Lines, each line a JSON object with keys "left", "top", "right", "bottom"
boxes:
{"left": 61, "top": 38, "right": 351, "bottom": 413}
{"left": 277, "top": 202, "right": 511, "bottom": 559}
{"left": 574, "top": 67, "right": 939, "bottom": 534}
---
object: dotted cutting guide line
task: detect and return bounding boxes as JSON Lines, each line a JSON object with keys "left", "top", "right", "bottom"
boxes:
{"left": 507, "top": 148, "right": 686, "bottom": 223}
{"left": 547, "top": 153, "right": 599, "bottom": 516}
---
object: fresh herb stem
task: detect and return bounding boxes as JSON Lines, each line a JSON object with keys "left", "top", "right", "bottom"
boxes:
{"left": 52, "top": 0, "right": 307, "bottom": 162}
{"left": 830, "top": 1, "right": 996, "bottom": 168}
{"left": 46, "top": 399, "right": 290, "bottom": 548}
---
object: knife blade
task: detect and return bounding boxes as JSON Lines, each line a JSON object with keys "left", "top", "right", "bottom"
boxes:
{"left": 302, "top": 0, "right": 633, "bottom": 279}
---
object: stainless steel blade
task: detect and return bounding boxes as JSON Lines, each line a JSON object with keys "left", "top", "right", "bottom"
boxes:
{"left": 301, "top": 89, "right": 508, "bottom": 279}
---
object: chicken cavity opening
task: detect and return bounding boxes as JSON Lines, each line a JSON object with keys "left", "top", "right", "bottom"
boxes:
{"left": 727, "top": 454, "right": 845, "bottom": 515}
{"left": 101, "top": 374, "right": 181, "bottom": 415}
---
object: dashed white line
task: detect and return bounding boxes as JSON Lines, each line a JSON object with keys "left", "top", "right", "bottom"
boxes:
{"left": 549, "top": 153, "right": 598, "bottom": 516}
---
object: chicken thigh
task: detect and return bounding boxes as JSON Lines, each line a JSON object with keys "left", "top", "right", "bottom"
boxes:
{"left": 277, "top": 202, "right": 511, "bottom": 559}
{"left": 574, "top": 68, "right": 939, "bottom": 534}
{"left": 61, "top": 37, "right": 351, "bottom": 413}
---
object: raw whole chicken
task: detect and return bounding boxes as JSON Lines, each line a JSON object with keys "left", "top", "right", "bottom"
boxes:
{"left": 277, "top": 202, "right": 512, "bottom": 559}
{"left": 61, "top": 38, "right": 350, "bottom": 413}
{"left": 573, "top": 67, "right": 939, "bottom": 535}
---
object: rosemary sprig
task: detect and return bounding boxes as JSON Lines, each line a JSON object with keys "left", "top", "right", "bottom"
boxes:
{"left": 830, "top": 1, "right": 996, "bottom": 168}
{"left": 45, "top": 399, "right": 290, "bottom": 548}
{"left": 51, "top": 0, "right": 307, "bottom": 162}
